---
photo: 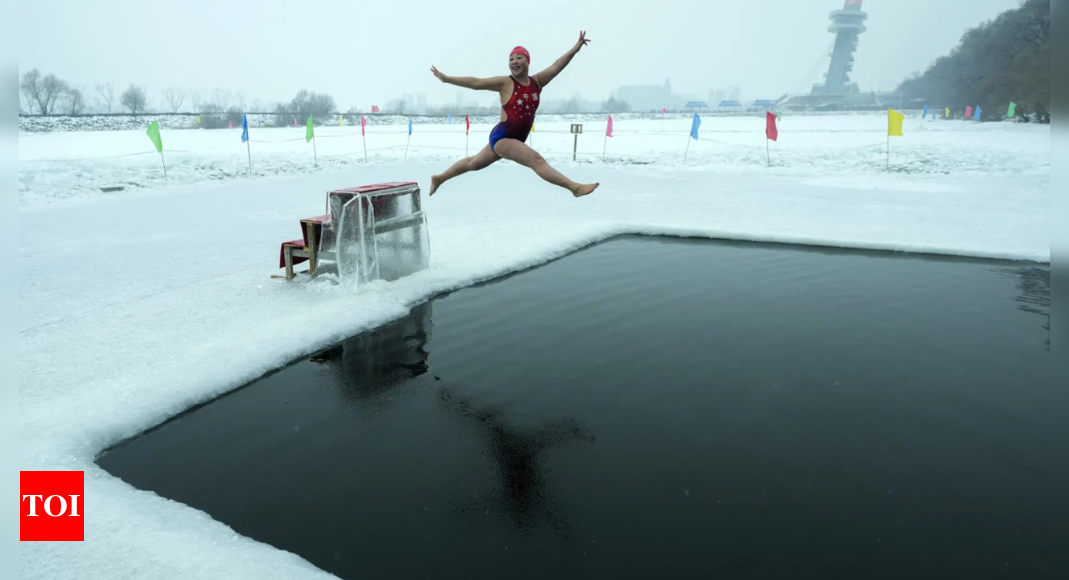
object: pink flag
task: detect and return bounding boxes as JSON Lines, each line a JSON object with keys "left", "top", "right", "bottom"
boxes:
{"left": 606, "top": 114, "right": 614, "bottom": 137}
{"left": 765, "top": 112, "right": 778, "bottom": 141}
{"left": 965, "top": 105, "right": 973, "bottom": 118}
{"left": 361, "top": 115, "right": 367, "bottom": 136}
{"left": 371, "top": 105, "right": 380, "bottom": 113}
{"left": 465, "top": 115, "right": 470, "bottom": 135}
{"left": 294, "top": 118, "right": 298, "bottom": 126}
{"left": 662, "top": 108, "right": 666, "bottom": 114}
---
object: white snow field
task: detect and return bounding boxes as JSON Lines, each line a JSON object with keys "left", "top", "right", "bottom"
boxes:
{"left": 19, "top": 114, "right": 1048, "bottom": 579}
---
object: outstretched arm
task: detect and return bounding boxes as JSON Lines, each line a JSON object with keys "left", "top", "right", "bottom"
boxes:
{"left": 430, "top": 67, "right": 508, "bottom": 92}
{"left": 533, "top": 31, "right": 591, "bottom": 88}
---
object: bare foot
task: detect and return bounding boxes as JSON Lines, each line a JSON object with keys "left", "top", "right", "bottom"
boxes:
{"left": 429, "top": 174, "right": 443, "bottom": 196}
{"left": 571, "top": 182, "right": 599, "bottom": 198}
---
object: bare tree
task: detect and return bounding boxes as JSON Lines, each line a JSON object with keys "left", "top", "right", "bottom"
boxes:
{"left": 188, "top": 89, "right": 203, "bottom": 113}
{"left": 234, "top": 90, "right": 247, "bottom": 112}
{"left": 20, "top": 69, "right": 42, "bottom": 114}
{"left": 38, "top": 74, "right": 68, "bottom": 114}
{"left": 20, "top": 70, "right": 68, "bottom": 114}
{"left": 210, "top": 88, "right": 232, "bottom": 111}
{"left": 162, "top": 87, "right": 186, "bottom": 113}
{"left": 63, "top": 87, "right": 86, "bottom": 115}
{"left": 120, "top": 85, "right": 148, "bottom": 114}
{"left": 95, "top": 82, "right": 116, "bottom": 113}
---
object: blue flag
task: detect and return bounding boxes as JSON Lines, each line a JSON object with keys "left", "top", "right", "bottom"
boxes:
{"left": 241, "top": 114, "right": 249, "bottom": 143}
{"left": 447, "top": 113, "right": 452, "bottom": 123}
{"left": 408, "top": 119, "right": 413, "bottom": 135}
{"left": 974, "top": 105, "right": 982, "bottom": 121}
{"left": 922, "top": 105, "right": 929, "bottom": 119}
{"left": 690, "top": 113, "right": 701, "bottom": 140}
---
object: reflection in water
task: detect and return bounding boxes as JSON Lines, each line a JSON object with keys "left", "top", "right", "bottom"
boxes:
{"left": 438, "top": 386, "right": 595, "bottom": 544}
{"left": 1001, "top": 267, "right": 1050, "bottom": 351}
{"left": 307, "top": 300, "right": 597, "bottom": 546}
{"left": 311, "top": 302, "right": 433, "bottom": 401}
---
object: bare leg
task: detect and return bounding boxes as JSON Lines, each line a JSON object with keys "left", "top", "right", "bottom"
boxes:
{"left": 430, "top": 145, "right": 500, "bottom": 196}
{"left": 493, "top": 138, "right": 599, "bottom": 197}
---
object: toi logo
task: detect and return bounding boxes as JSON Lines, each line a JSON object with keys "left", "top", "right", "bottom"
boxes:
{"left": 20, "top": 471, "right": 84, "bottom": 541}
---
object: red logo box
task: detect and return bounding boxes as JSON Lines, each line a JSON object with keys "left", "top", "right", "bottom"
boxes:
{"left": 20, "top": 471, "right": 84, "bottom": 541}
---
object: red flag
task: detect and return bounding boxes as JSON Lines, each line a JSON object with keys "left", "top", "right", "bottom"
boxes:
{"left": 465, "top": 115, "right": 470, "bottom": 135}
{"left": 371, "top": 105, "right": 380, "bottom": 113}
{"left": 765, "top": 112, "right": 778, "bottom": 141}
{"left": 361, "top": 115, "right": 367, "bottom": 136}
{"left": 606, "top": 114, "right": 614, "bottom": 137}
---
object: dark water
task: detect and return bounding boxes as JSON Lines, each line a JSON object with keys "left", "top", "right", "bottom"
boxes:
{"left": 98, "top": 237, "right": 1060, "bottom": 580}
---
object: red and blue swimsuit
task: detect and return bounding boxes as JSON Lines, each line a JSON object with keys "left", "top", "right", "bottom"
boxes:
{"left": 489, "top": 75, "right": 541, "bottom": 152}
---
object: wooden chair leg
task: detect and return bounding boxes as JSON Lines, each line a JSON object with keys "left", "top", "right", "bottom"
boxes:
{"left": 306, "top": 222, "right": 318, "bottom": 276}
{"left": 284, "top": 246, "right": 295, "bottom": 280}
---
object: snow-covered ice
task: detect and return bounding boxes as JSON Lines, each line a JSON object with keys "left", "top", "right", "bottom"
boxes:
{"left": 19, "top": 113, "right": 1048, "bottom": 579}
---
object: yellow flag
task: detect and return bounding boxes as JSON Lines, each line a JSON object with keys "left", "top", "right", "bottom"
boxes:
{"left": 888, "top": 109, "right": 904, "bottom": 137}
{"left": 340, "top": 115, "right": 344, "bottom": 126}
{"left": 532, "top": 123, "right": 535, "bottom": 132}
{"left": 945, "top": 108, "right": 950, "bottom": 118}
{"left": 195, "top": 116, "right": 201, "bottom": 123}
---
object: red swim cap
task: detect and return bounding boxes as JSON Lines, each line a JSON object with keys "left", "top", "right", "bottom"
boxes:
{"left": 510, "top": 46, "right": 530, "bottom": 63}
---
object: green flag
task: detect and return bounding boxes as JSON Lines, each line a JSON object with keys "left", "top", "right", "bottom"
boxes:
{"left": 1007, "top": 102, "right": 1017, "bottom": 118}
{"left": 146, "top": 121, "right": 163, "bottom": 153}
{"left": 305, "top": 115, "right": 314, "bottom": 143}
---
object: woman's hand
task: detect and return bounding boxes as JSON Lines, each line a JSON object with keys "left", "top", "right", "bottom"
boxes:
{"left": 430, "top": 66, "right": 449, "bottom": 83}
{"left": 573, "top": 31, "right": 591, "bottom": 52}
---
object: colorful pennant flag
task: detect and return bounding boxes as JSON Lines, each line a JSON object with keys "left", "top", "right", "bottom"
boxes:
{"left": 888, "top": 109, "right": 904, "bottom": 136}
{"left": 408, "top": 119, "right": 413, "bottom": 135}
{"left": 241, "top": 114, "right": 249, "bottom": 143}
{"left": 340, "top": 115, "right": 344, "bottom": 127}
{"left": 690, "top": 113, "right": 701, "bottom": 140}
{"left": 945, "top": 108, "right": 950, "bottom": 119}
{"left": 766, "top": 112, "right": 778, "bottom": 141}
{"left": 305, "top": 115, "right": 314, "bottom": 142}
{"left": 974, "top": 105, "right": 982, "bottom": 121}
{"left": 465, "top": 115, "right": 470, "bottom": 135}
{"left": 965, "top": 105, "right": 973, "bottom": 119}
{"left": 361, "top": 115, "right": 367, "bottom": 136}
{"left": 606, "top": 114, "right": 614, "bottom": 137}
{"left": 1007, "top": 102, "right": 1017, "bottom": 118}
{"left": 922, "top": 104, "right": 930, "bottom": 119}
{"left": 371, "top": 105, "right": 380, "bottom": 113}
{"left": 146, "top": 121, "right": 163, "bottom": 153}
{"left": 447, "top": 113, "right": 452, "bottom": 123}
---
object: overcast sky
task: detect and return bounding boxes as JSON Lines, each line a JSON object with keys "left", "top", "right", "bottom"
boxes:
{"left": 19, "top": 0, "right": 1021, "bottom": 110}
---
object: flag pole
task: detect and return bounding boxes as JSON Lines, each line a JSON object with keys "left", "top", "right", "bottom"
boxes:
{"left": 465, "top": 133, "right": 469, "bottom": 157}
{"left": 362, "top": 133, "right": 367, "bottom": 162}
{"left": 683, "top": 136, "right": 691, "bottom": 164}
{"left": 405, "top": 134, "right": 411, "bottom": 160}
{"left": 886, "top": 134, "right": 890, "bottom": 170}
{"left": 246, "top": 140, "right": 252, "bottom": 173}
{"left": 766, "top": 138, "right": 770, "bottom": 168}
{"left": 160, "top": 152, "right": 167, "bottom": 181}
{"left": 603, "top": 133, "right": 607, "bottom": 162}
{"left": 313, "top": 134, "right": 318, "bottom": 167}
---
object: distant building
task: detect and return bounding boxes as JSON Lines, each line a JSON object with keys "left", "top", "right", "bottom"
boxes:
{"left": 616, "top": 78, "right": 674, "bottom": 112}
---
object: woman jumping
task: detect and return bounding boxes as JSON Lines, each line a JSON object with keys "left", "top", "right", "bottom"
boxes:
{"left": 428, "top": 31, "right": 599, "bottom": 198}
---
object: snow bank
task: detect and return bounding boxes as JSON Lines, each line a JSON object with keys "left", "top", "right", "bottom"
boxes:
{"left": 19, "top": 114, "right": 1048, "bottom": 579}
